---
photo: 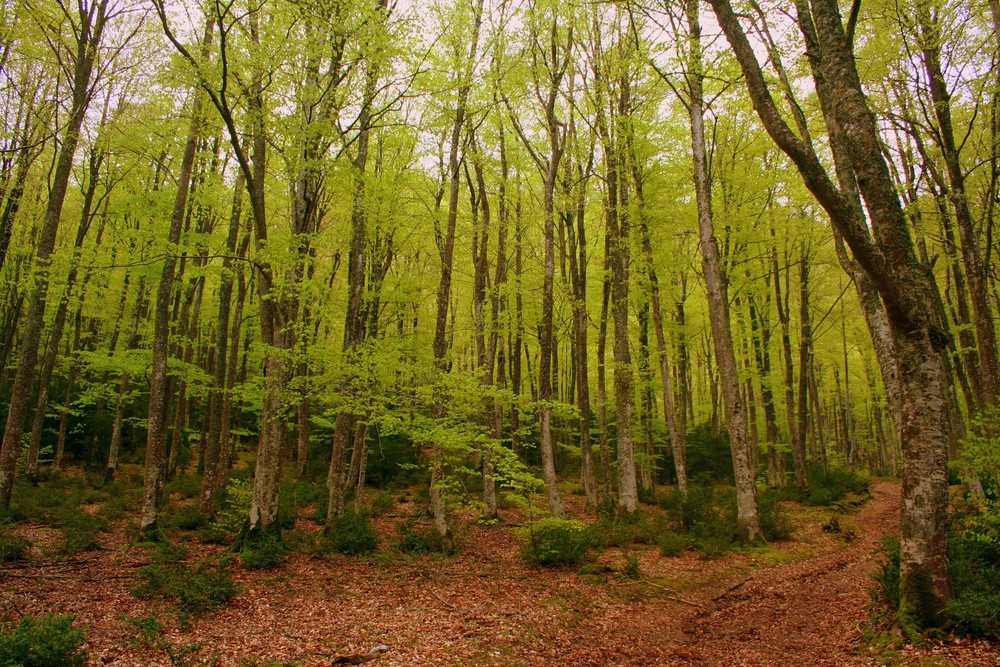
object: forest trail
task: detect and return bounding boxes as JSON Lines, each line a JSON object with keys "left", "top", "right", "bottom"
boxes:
{"left": 4, "top": 477, "right": 996, "bottom": 666}
{"left": 673, "top": 480, "right": 900, "bottom": 666}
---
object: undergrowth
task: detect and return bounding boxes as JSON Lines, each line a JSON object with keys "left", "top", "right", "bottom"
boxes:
{"left": 521, "top": 517, "right": 593, "bottom": 567}
{"left": 322, "top": 508, "right": 378, "bottom": 555}
{"left": 0, "top": 613, "right": 87, "bottom": 667}
{"left": 871, "top": 499, "right": 1000, "bottom": 639}
{"left": 132, "top": 543, "right": 237, "bottom": 618}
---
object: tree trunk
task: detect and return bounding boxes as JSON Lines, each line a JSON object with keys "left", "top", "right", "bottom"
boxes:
{"left": 687, "top": 0, "right": 760, "bottom": 543}
{"left": 710, "top": 0, "right": 953, "bottom": 625}
{"left": 202, "top": 172, "right": 245, "bottom": 516}
{"left": 427, "top": 0, "right": 484, "bottom": 549}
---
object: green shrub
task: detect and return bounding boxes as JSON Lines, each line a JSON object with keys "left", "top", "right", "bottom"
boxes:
{"left": 694, "top": 533, "right": 734, "bottom": 560}
{"left": 164, "top": 475, "right": 202, "bottom": 501}
{"left": 657, "top": 531, "right": 687, "bottom": 557}
{"left": 802, "top": 466, "right": 869, "bottom": 507}
{"left": 369, "top": 491, "right": 396, "bottom": 517}
{"left": 133, "top": 544, "right": 237, "bottom": 615}
{"left": 0, "top": 613, "right": 87, "bottom": 667}
{"left": 521, "top": 518, "right": 593, "bottom": 567}
{"left": 239, "top": 533, "right": 287, "bottom": 570}
{"left": 168, "top": 505, "right": 206, "bottom": 532}
{"left": 623, "top": 551, "right": 641, "bottom": 578}
{"left": 392, "top": 519, "right": 444, "bottom": 555}
{"left": 871, "top": 527, "right": 1000, "bottom": 639}
{"left": 214, "top": 479, "right": 253, "bottom": 535}
{"left": 757, "top": 490, "right": 795, "bottom": 541}
{"left": 684, "top": 424, "right": 736, "bottom": 483}
{"left": 948, "top": 590, "right": 1000, "bottom": 638}
{"left": 54, "top": 511, "right": 104, "bottom": 555}
{"left": 322, "top": 509, "right": 378, "bottom": 556}
{"left": 590, "top": 510, "right": 664, "bottom": 548}
{"left": 0, "top": 532, "right": 30, "bottom": 563}
{"left": 871, "top": 535, "right": 900, "bottom": 610}
{"left": 121, "top": 614, "right": 163, "bottom": 649}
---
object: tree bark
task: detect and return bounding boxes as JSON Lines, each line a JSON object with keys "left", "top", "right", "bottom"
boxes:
{"left": 687, "top": 0, "right": 760, "bottom": 543}
{"left": 709, "top": 0, "right": 953, "bottom": 624}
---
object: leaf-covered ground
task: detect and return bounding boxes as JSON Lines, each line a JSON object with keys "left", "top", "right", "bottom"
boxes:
{"left": 2, "top": 478, "right": 996, "bottom": 666}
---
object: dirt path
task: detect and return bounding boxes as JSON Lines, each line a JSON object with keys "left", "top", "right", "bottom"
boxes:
{"left": 674, "top": 480, "right": 900, "bottom": 666}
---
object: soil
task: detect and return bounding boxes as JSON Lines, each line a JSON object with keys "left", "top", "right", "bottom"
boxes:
{"left": 2, "top": 478, "right": 997, "bottom": 666}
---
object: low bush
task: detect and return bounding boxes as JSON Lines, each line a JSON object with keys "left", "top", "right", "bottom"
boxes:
{"left": 53, "top": 510, "right": 104, "bottom": 555}
{"left": 239, "top": 532, "right": 287, "bottom": 570}
{"left": 801, "top": 466, "right": 869, "bottom": 507}
{"left": 121, "top": 614, "right": 163, "bottom": 649}
{"left": 0, "top": 531, "right": 30, "bottom": 563}
{"left": 657, "top": 531, "right": 687, "bottom": 557}
{"left": 521, "top": 517, "right": 593, "bottom": 567}
{"left": 322, "top": 508, "right": 378, "bottom": 556}
{"left": 369, "top": 491, "right": 396, "bottom": 517}
{"left": 757, "top": 489, "right": 795, "bottom": 541}
{"left": 392, "top": 519, "right": 445, "bottom": 555}
{"left": 590, "top": 510, "right": 666, "bottom": 548}
{"left": 659, "top": 485, "right": 740, "bottom": 558}
{"left": 133, "top": 543, "right": 237, "bottom": 616}
{"left": 0, "top": 613, "right": 87, "bottom": 667}
{"left": 164, "top": 475, "right": 202, "bottom": 501}
{"left": 168, "top": 505, "right": 206, "bottom": 532}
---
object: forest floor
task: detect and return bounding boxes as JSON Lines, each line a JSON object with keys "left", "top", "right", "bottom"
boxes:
{"left": 2, "top": 475, "right": 997, "bottom": 667}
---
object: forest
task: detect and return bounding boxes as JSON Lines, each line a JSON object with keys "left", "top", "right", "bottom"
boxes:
{"left": 1, "top": 0, "right": 999, "bottom": 664}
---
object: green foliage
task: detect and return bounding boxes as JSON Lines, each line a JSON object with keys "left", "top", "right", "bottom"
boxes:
{"left": 801, "top": 466, "right": 869, "bottom": 507}
{"left": 0, "top": 614, "right": 87, "bottom": 667}
{"left": 684, "top": 425, "right": 735, "bottom": 484}
{"left": 871, "top": 535, "right": 901, "bottom": 611}
{"left": 168, "top": 505, "right": 206, "bottom": 532}
{"left": 214, "top": 478, "right": 253, "bottom": 535}
{"left": 623, "top": 550, "right": 641, "bottom": 579}
{"left": 392, "top": 519, "right": 445, "bottom": 555}
{"left": 321, "top": 509, "right": 378, "bottom": 556}
{"left": 521, "top": 518, "right": 593, "bottom": 567}
{"left": 133, "top": 543, "right": 237, "bottom": 616}
{"left": 958, "top": 406, "right": 1000, "bottom": 492}
{"left": 53, "top": 511, "right": 104, "bottom": 555}
{"left": 590, "top": 510, "right": 665, "bottom": 547}
{"left": 369, "top": 490, "right": 396, "bottom": 517}
{"left": 945, "top": 500, "right": 1000, "bottom": 638}
{"left": 121, "top": 614, "right": 163, "bottom": 649}
{"left": 659, "top": 486, "right": 739, "bottom": 558}
{"left": 164, "top": 475, "right": 202, "bottom": 501}
{"left": 757, "top": 489, "right": 795, "bottom": 541}
{"left": 0, "top": 531, "right": 31, "bottom": 563}
{"left": 239, "top": 532, "right": 287, "bottom": 570}
{"left": 656, "top": 531, "right": 687, "bottom": 557}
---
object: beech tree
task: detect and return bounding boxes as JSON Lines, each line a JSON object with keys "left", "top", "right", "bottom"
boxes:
{"left": 708, "top": 0, "right": 954, "bottom": 627}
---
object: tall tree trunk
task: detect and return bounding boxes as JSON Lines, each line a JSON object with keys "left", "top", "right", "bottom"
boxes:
{"left": 139, "top": 21, "right": 212, "bottom": 539}
{"left": 918, "top": 8, "right": 1000, "bottom": 406}
{"left": 26, "top": 148, "right": 105, "bottom": 477}
{"left": 710, "top": 0, "right": 954, "bottom": 625}
{"left": 794, "top": 243, "right": 812, "bottom": 490}
{"left": 202, "top": 172, "right": 245, "bottom": 516}
{"left": 427, "top": 0, "right": 484, "bottom": 548}
{"left": 687, "top": 0, "right": 760, "bottom": 542}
